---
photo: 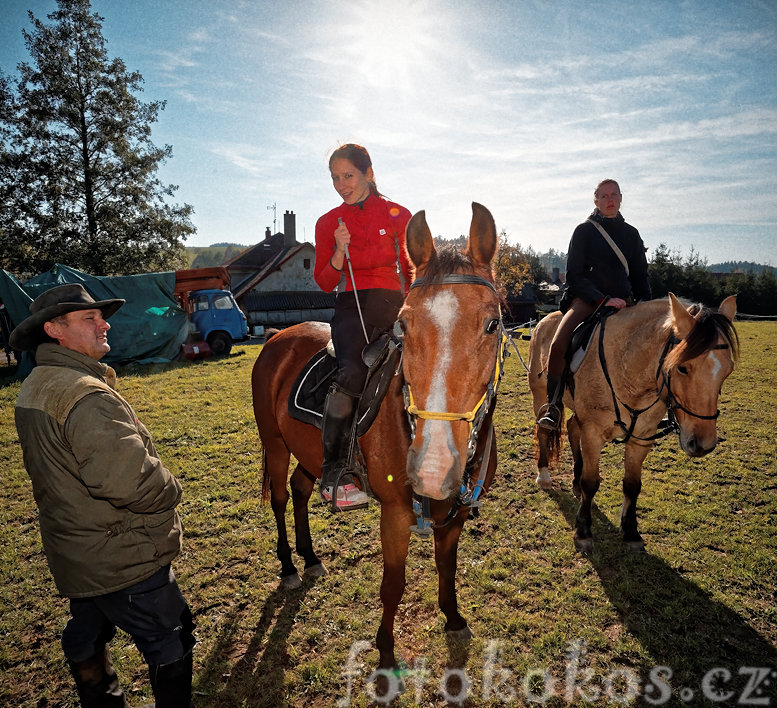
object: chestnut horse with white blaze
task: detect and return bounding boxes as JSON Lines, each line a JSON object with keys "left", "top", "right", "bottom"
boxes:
{"left": 528, "top": 293, "right": 738, "bottom": 553}
{"left": 251, "top": 203, "right": 501, "bottom": 671}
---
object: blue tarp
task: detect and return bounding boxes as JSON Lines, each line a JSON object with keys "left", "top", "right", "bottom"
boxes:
{"left": 0, "top": 264, "right": 191, "bottom": 371}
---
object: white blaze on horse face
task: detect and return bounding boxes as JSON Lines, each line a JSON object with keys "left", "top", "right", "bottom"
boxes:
{"left": 708, "top": 349, "right": 723, "bottom": 379}
{"left": 411, "top": 290, "right": 461, "bottom": 498}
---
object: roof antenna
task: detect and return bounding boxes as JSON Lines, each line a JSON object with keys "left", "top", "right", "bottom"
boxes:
{"left": 267, "top": 202, "right": 277, "bottom": 232}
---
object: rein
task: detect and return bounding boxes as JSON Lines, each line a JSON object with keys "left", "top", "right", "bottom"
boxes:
{"left": 403, "top": 273, "right": 506, "bottom": 533}
{"left": 597, "top": 315, "right": 726, "bottom": 444}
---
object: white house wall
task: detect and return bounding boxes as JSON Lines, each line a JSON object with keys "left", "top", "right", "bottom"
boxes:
{"left": 259, "top": 245, "right": 318, "bottom": 291}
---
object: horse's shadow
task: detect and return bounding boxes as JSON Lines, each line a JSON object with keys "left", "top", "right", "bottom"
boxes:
{"left": 547, "top": 487, "right": 777, "bottom": 697}
{"left": 194, "top": 579, "right": 310, "bottom": 706}
{"left": 193, "top": 571, "right": 475, "bottom": 707}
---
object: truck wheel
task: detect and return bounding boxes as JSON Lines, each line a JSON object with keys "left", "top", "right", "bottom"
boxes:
{"left": 207, "top": 332, "right": 232, "bottom": 357}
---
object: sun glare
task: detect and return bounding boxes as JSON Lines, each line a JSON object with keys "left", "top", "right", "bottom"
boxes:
{"left": 345, "top": 1, "right": 440, "bottom": 89}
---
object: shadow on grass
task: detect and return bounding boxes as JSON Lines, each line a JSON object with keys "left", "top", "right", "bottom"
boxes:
{"left": 195, "top": 580, "right": 310, "bottom": 707}
{"left": 547, "top": 487, "right": 777, "bottom": 700}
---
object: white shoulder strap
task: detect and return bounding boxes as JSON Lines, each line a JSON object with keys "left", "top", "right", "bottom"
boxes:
{"left": 587, "top": 219, "right": 629, "bottom": 276}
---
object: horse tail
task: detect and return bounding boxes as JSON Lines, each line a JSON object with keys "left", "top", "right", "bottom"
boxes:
{"left": 546, "top": 426, "right": 561, "bottom": 466}
{"left": 533, "top": 425, "right": 562, "bottom": 464}
{"left": 260, "top": 449, "right": 271, "bottom": 504}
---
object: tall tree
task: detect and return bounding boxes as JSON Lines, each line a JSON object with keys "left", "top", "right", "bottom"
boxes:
{"left": 0, "top": 0, "right": 193, "bottom": 276}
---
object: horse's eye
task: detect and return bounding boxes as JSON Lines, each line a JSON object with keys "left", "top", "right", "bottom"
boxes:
{"left": 484, "top": 318, "right": 500, "bottom": 334}
{"left": 677, "top": 365, "right": 689, "bottom": 375}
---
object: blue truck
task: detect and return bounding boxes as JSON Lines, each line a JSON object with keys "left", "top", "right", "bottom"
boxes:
{"left": 176, "top": 268, "right": 249, "bottom": 357}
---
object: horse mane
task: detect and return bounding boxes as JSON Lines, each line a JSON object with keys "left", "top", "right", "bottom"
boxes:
{"left": 414, "top": 244, "right": 505, "bottom": 303}
{"left": 663, "top": 302, "right": 740, "bottom": 372}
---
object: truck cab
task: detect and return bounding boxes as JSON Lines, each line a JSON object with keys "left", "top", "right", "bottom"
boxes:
{"left": 188, "top": 288, "right": 248, "bottom": 356}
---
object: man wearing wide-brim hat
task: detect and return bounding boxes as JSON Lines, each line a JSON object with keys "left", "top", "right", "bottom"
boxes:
{"left": 12, "top": 284, "right": 195, "bottom": 707}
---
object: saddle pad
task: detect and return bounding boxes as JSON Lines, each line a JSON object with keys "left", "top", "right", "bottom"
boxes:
{"left": 288, "top": 340, "right": 402, "bottom": 434}
{"left": 288, "top": 348, "right": 337, "bottom": 429}
{"left": 568, "top": 307, "right": 617, "bottom": 373}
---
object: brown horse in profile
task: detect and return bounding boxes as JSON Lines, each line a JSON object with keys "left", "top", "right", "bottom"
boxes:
{"left": 529, "top": 293, "right": 738, "bottom": 552}
{"left": 251, "top": 203, "right": 502, "bottom": 671}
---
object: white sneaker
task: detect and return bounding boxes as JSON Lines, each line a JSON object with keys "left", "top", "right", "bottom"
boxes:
{"left": 321, "top": 483, "right": 369, "bottom": 511}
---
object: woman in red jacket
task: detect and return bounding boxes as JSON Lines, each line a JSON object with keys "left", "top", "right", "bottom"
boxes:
{"left": 314, "top": 143, "right": 412, "bottom": 510}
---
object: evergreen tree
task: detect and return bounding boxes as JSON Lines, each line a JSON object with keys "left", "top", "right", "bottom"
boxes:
{"left": 0, "top": 0, "right": 194, "bottom": 276}
{"left": 648, "top": 243, "right": 685, "bottom": 298}
{"left": 755, "top": 269, "right": 777, "bottom": 316}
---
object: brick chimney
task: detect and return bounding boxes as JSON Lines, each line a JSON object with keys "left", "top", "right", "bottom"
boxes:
{"left": 283, "top": 210, "right": 296, "bottom": 248}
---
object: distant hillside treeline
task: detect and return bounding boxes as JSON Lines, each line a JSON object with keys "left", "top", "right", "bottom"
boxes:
{"left": 185, "top": 244, "right": 247, "bottom": 268}
{"left": 708, "top": 261, "right": 776, "bottom": 275}
{"left": 649, "top": 244, "right": 777, "bottom": 317}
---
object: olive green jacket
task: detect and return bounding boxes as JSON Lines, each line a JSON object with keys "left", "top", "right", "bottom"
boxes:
{"left": 15, "top": 344, "right": 183, "bottom": 598}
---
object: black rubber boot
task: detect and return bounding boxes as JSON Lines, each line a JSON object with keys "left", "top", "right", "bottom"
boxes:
{"left": 320, "top": 383, "right": 359, "bottom": 490}
{"left": 537, "top": 374, "right": 564, "bottom": 430}
{"left": 67, "top": 645, "right": 130, "bottom": 708}
{"left": 149, "top": 651, "right": 193, "bottom": 708}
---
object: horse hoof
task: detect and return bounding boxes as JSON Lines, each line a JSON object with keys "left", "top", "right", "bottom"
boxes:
{"left": 624, "top": 540, "right": 646, "bottom": 554}
{"left": 535, "top": 469, "right": 553, "bottom": 489}
{"left": 304, "top": 562, "right": 328, "bottom": 578}
{"left": 446, "top": 626, "right": 474, "bottom": 642}
{"left": 574, "top": 537, "right": 594, "bottom": 553}
{"left": 280, "top": 572, "right": 302, "bottom": 590}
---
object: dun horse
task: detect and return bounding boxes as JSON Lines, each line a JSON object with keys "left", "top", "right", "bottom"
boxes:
{"left": 529, "top": 294, "right": 738, "bottom": 552}
{"left": 251, "top": 203, "right": 502, "bottom": 671}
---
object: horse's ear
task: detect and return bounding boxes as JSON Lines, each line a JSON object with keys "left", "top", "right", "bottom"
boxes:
{"left": 406, "top": 209, "right": 436, "bottom": 269}
{"left": 718, "top": 295, "right": 737, "bottom": 322}
{"left": 668, "top": 292, "right": 695, "bottom": 338}
{"left": 467, "top": 202, "right": 497, "bottom": 266}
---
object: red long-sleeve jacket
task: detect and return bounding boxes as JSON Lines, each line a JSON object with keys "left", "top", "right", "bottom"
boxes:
{"left": 314, "top": 193, "right": 412, "bottom": 294}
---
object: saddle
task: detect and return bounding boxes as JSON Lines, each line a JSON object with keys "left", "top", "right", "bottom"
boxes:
{"left": 288, "top": 332, "right": 402, "bottom": 435}
{"left": 563, "top": 306, "right": 619, "bottom": 400}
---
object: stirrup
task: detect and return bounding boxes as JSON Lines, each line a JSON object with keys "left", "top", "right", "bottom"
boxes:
{"left": 320, "top": 481, "right": 369, "bottom": 512}
{"left": 537, "top": 403, "right": 562, "bottom": 430}
{"left": 319, "top": 464, "right": 371, "bottom": 512}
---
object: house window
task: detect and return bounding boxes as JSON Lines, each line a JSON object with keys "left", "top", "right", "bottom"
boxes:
{"left": 303, "top": 258, "right": 311, "bottom": 269}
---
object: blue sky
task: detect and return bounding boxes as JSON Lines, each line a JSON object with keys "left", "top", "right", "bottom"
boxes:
{"left": 2, "top": 0, "right": 776, "bottom": 266}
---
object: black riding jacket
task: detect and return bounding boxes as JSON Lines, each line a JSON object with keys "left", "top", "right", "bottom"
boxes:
{"left": 564, "top": 210, "right": 652, "bottom": 307}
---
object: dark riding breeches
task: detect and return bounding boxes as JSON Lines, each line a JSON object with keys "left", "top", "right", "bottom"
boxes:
{"left": 331, "top": 288, "right": 403, "bottom": 395}
{"left": 546, "top": 297, "right": 596, "bottom": 378}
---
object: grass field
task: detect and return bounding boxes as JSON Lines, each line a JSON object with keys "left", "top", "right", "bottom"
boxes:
{"left": 1, "top": 321, "right": 775, "bottom": 707}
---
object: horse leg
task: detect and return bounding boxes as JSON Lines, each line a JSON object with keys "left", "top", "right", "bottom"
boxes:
{"left": 531, "top": 370, "right": 554, "bottom": 489}
{"left": 376, "top": 504, "right": 413, "bottom": 670}
{"left": 265, "top": 445, "right": 302, "bottom": 589}
{"left": 289, "top": 464, "right": 328, "bottom": 577}
{"left": 434, "top": 513, "right": 471, "bottom": 640}
{"left": 574, "top": 427, "right": 603, "bottom": 553}
{"left": 621, "top": 441, "right": 652, "bottom": 553}
{"left": 567, "top": 414, "right": 583, "bottom": 498}
{"left": 535, "top": 427, "right": 553, "bottom": 489}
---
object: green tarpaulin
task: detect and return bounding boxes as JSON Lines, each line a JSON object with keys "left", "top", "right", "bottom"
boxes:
{"left": 0, "top": 264, "right": 190, "bottom": 371}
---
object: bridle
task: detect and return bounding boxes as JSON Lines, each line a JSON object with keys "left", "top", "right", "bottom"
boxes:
{"left": 401, "top": 273, "right": 508, "bottom": 533}
{"left": 597, "top": 314, "right": 729, "bottom": 444}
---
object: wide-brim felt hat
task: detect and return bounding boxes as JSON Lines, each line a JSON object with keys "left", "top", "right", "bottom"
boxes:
{"left": 9, "top": 283, "right": 125, "bottom": 352}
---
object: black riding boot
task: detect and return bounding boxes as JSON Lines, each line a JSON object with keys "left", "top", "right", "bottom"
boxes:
{"left": 149, "top": 651, "right": 193, "bottom": 708}
{"left": 320, "top": 383, "right": 359, "bottom": 490}
{"left": 67, "top": 645, "right": 130, "bottom": 708}
{"left": 537, "top": 374, "right": 564, "bottom": 430}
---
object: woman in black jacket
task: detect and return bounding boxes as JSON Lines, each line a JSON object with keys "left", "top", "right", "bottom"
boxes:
{"left": 538, "top": 179, "right": 652, "bottom": 430}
